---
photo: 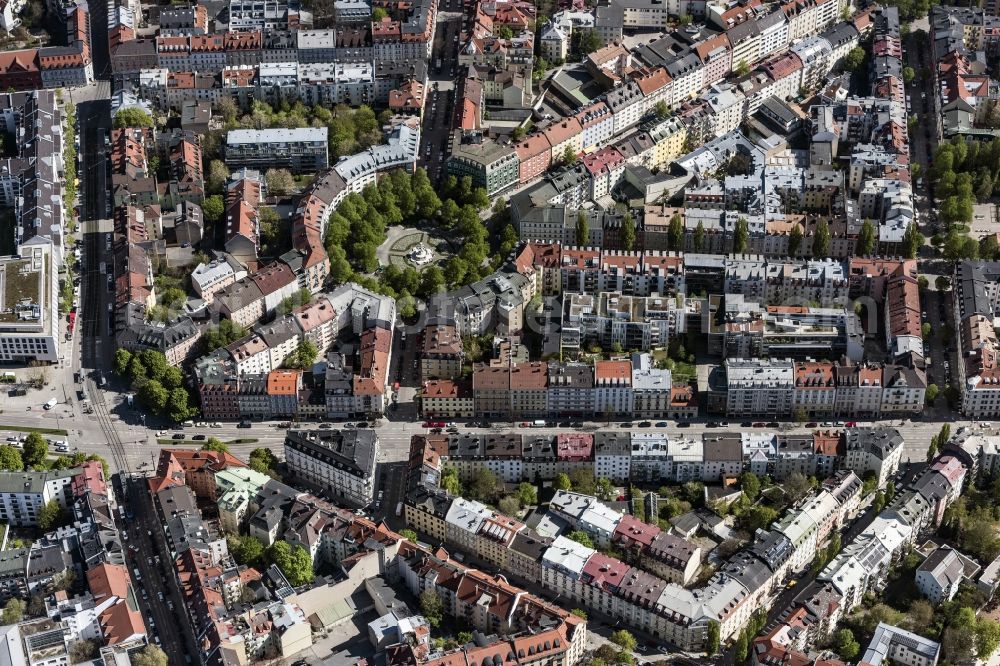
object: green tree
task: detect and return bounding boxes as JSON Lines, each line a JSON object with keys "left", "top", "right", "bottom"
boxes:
{"left": 858, "top": 219, "right": 876, "bottom": 256}
{"left": 372, "top": 6, "right": 388, "bottom": 20}
{"left": 113, "top": 107, "right": 153, "bottom": 128}
{"left": 983, "top": 235, "right": 1000, "bottom": 261}
{"left": 741, "top": 505, "right": 778, "bottom": 532}
{"left": 201, "top": 319, "right": 248, "bottom": 353}
{"left": 139, "top": 380, "right": 169, "bottom": 413}
{"left": 248, "top": 448, "right": 279, "bottom": 475}
{"left": 734, "top": 630, "right": 749, "bottom": 664}
{"left": 420, "top": 588, "right": 444, "bottom": 627}
{"left": 936, "top": 275, "right": 952, "bottom": 292}
{"left": 813, "top": 219, "right": 831, "bottom": 257}
{"left": 567, "top": 530, "right": 595, "bottom": 548}
{"left": 610, "top": 630, "right": 637, "bottom": 653}
{"left": 206, "top": 160, "right": 229, "bottom": 195}
{"left": 735, "top": 59, "right": 749, "bottom": 77}
{"left": 976, "top": 617, "right": 1000, "bottom": 658}
{"left": 577, "top": 29, "right": 602, "bottom": 55}
{"left": 498, "top": 496, "right": 520, "bottom": 516}
{"left": 926, "top": 383, "right": 939, "bottom": 404}
{"left": 654, "top": 100, "right": 669, "bottom": 119}
{"left": 167, "top": 388, "right": 194, "bottom": 423}
{"left": 139, "top": 350, "right": 169, "bottom": 383}
{"left": 23, "top": 432, "right": 47, "bottom": 467}
{"left": 733, "top": 217, "right": 749, "bottom": 253}
{"left": 741, "top": 471, "right": 761, "bottom": 502}
{"left": 571, "top": 608, "right": 587, "bottom": 619}
{"left": 903, "top": 223, "right": 924, "bottom": 259}
{"left": 834, "top": 629, "right": 860, "bottom": 660}
{"left": 562, "top": 145, "right": 578, "bottom": 165}
{"left": 575, "top": 212, "right": 589, "bottom": 246}
{"left": 1, "top": 598, "right": 23, "bottom": 624}
{"left": 873, "top": 490, "right": 887, "bottom": 512}
{"left": 419, "top": 265, "right": 446, "bottom": 298}
{"left": 266, "top": 541, "right": 313, "bottom": 586}
{"left": 228, "top": 534, "right": 264, "bottom": 567}
{"left": 706, "top": 620, "right": 720, "bottom": 655}
{"left": 468, "top": 468, "right": 499, "bottom": 503}
{"left": 596, "top": 477, "right": 616, "bottom": 501}
{"left": 517, "top": 482, "right": 538, "bottom": 506}
{"left": 132, "top": 645, "right": 168, "bottom": 666}
{"left": 554, "top": 472, "right": 571, "bottom": 491}
{"left": 127, "top": 356, "right": 147, "bottom": 383}
{"left": 903, "top": 66, "right": 916, "bottom": 83}
{"left": 202, "top": 438, "right": 230, "bottom": 454}
{"left": 694, "top": 221, "right": 705, "bottom": 251}
{"left": 38, "top": 500, "right": 67, "bottom": 531}
{"left": 621, "top": 211, "right": 636, "bottom": 251}
{"left": 789, "top": 224, "right": 802, "bottom": 256}
{"left": 0, "top": 445, "right": 23, "bottom": 471}
{"left": 668, "top": 213, "right": 684, "bottom": 251}
{"left": 399, "top": 529, "right": 417, "bottom": 541}
{"left": 843, "top": 47, "right": 865, "bottom": 72}
{"left": 202, "top": 194, "right": 225, "bottom": 224}
{"left": 113, "top": 348, "right": 132, "bottom": 376}
{"left": 441, "top": 467, "right": 462, "bottom": 495}
{"left": 291, "top": 339, "right": 318, "bottom": 369}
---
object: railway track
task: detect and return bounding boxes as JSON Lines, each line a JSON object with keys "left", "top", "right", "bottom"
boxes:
{"left": 79, "top": 120, "right": 130, "bottom": 475}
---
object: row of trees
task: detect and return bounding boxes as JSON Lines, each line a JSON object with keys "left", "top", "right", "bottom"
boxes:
{"left": 112, "top": 349, "right": 197, "bottom": 422}
{"left": 930, "top": 137, "right": 1000, "bottom": 260}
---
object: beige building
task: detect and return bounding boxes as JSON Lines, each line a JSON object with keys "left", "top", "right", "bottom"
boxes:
{"left": 420, "top": 323, "right": 464, "bottom": 380}
{"left": 420, "top": 380, "right": 474, "bottom": 418}
{"left": 510, "top": 362, "right": 549, "bottom": 418}
{"left": 473, "top": 364, "right": 510, "bottom": 418}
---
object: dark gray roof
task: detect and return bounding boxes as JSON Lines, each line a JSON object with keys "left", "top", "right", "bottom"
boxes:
{"left": 750, "top": 530, "right": 794, "bottom": 572}
{"left": 285, "top": 429, "right": 378, "bottom": 478}
{"left": 844, "top": 427, "right": 903, "bottom": 459}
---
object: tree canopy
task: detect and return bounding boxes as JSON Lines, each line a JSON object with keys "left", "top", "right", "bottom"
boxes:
{"left": 113, "top": 108, "right": 153, "bottom": 129}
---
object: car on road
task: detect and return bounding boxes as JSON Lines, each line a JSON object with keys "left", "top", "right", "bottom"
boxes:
{"left": 192, "top": 435, "right": 206, "bottom": 441}
{"left": 319, "top": 423, "right": 333, "bottom": 429}
{"left": 752, "top": 422, "right": 766, "bottom": 427}
{"left": 210, "top": 422, "right": 223, "bottom": 428}
{"left": 172, "top": 434, "right": 185, "bottom": 440}
{"left": 638, "top": 421, "right": 652, "bottom": 427}
{"left": 620, "top": 422, "right": 633, "bottom": 428}
{"left": 677, "top": 421, "right": 691, "bottom": 428}
{"left": 655, "top": 422, "right": 668, "bottom": 427}
{"left": 237, "top": 420, "right": 251, "bottom": 428}
{"left": 806, "top": 422, "right": 818, "bottom": 428}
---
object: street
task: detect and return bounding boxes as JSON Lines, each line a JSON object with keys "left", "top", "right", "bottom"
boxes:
{"left": 120, "top": 475, "right": 198, "bottom": 664}
{"left": 419, "top": 10, "right": 464, "bottom": 183}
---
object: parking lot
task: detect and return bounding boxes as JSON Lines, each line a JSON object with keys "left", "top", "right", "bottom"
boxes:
{"left": 970, "top": 202, "right": 1000, "bottom": 239}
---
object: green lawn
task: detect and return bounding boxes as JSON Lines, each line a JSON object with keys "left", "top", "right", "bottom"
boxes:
{"left": 0, "top": 424, "right": 68, "bottom": 435}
